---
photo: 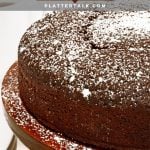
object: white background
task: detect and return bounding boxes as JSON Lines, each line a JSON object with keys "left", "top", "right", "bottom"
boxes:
{"left": 0, "top": 11, "right": 43, "bottom": 150}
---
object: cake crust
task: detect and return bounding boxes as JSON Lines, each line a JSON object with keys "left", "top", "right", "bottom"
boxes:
{"left": 18, "top": 11, "right": 150, "bottom": 149}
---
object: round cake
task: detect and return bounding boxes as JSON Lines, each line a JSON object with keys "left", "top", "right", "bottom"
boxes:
{"left": 18, "top": 11, "right": 150, "bottom": 149}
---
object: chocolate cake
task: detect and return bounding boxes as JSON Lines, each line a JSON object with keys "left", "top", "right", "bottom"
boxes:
{"left": 18, "top": 11, "right": 150, "bottom": 149}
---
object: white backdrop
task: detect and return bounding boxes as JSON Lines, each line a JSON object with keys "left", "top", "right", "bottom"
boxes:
{"left": 0, "top": 11, "right": 43, "bottom": 150}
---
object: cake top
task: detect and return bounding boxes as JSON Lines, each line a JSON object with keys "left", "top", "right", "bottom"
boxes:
{"left": 19, "top": 11, "right": 150, "bottom": 107}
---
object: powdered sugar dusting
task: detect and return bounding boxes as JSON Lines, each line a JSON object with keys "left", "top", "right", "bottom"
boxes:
{"left": 18, "top": 11, "right": 150, "bottom": 107}
{"left": 90, "top": 11, "right": 150, "bottom": 44}
{"left": 1, "top": 63, "right": 92, "bottom": 150}
{"left": 82, "top": 88, "right": 91, "bottom": 98}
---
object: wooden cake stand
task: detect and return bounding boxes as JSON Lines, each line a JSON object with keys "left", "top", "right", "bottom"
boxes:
{"left": 1, "top": 62, "right": 94, "bottom": 150}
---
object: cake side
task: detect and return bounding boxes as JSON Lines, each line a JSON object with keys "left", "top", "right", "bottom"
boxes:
{"left": 18, "top": 11, "right": 150, "bottom": 149}
{"left": 19, "top": 66, "right": 150, "bottom": 149}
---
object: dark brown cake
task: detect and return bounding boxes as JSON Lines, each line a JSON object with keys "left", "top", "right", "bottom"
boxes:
{"left": 18, "top": 11, "right": 150, "bottom": 149}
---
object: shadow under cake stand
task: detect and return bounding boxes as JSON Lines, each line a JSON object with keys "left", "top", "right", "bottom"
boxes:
{"left": 1, "top": 62, "right": 95, "bottom": 150}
